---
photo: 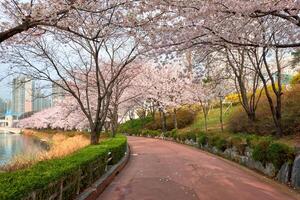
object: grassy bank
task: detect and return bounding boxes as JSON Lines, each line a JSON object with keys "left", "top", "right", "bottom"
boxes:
{"left": 1, "top": 129, "right": 90, "bottom": 171}
{"left": 0, "top": 134, "right": 127, "bottom": 200}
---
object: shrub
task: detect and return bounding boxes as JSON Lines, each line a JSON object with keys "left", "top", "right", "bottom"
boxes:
{"left": 98, "top": 135, "right": 127, "bottom": 165}
{"left": 177, "top": 133, "right": 186, "bottom": 141}
{"left": 177, "top": 130, "right": 197, "bottom": 142}
{"left": 164, "top": 129, "right": 177, "bottom": 138}
{"left": 186, "top": 131, "right": 197, "bottom": 141}
{"left": 245, "top": 134, "right": 260, "bottom": 148}
{"left": 145, "top": 108, "right": 196, "bottom": 131}
{"left": 198, "top": 133, "right": 208, "bottom": 146}
{"left": 228, "top": 135, "right": 247, "bottom": 155}
{"left": 141, "top": 129, "right": 161, "bottom": 137}
{"left": 215, "top": 138, "right": 228, "bottom": 152}
{"left": 118, "top": 117, "right": 152, "bottom": 135}
{"left": 267, "top": 143, "right": 295, "bottom": 170}
{"left": 252, "top": 138, "right": 273, "bottom": 165}
{"left": 171, "top": 129, "right": 178, "bottom": 140}
{"left": 0, "top": 135, "right": 127, "bottom": 200}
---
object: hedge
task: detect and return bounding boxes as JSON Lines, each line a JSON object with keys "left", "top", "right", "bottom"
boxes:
{"left": 0, "top": 134, "right": 127, "bottom": 200}
{"left": 196, "top": 132, "right": 295, "bottom": 170}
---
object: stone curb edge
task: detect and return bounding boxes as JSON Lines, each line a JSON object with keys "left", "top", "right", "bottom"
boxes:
{"left": 76, "top": 144, "right": 131, "bottom": 200}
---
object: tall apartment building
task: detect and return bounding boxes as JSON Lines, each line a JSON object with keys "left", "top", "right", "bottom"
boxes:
{"left": 12, "top": 77, "right": 34, "bottom": 115}
{"left": 33, "top": 89, "right": 52, "bottom": 112}
{"left": 0, "top": 98, "right": 5, "bottom": 117}
{"left": 52, "top": 82, "right": 65, "bottom": 106}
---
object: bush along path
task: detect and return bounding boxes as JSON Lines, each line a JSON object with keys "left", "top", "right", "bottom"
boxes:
{"left": 0, "top": 135, "right": 127, "bottom": 200}
{"left": 125, "top": 131, "right": 300, "bottom": 190}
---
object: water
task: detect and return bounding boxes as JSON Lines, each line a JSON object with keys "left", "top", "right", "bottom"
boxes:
{"left": 0, "top": 131, "right": 45, "bottom": 166}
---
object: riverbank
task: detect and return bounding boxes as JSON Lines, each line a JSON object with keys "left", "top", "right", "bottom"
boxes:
{"left": 0, "top": 129, "right": 90, "bottom": 171}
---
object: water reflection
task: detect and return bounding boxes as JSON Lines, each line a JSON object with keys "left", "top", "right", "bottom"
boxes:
{"left": 0, "top": 131, "right": 45, "bottom": 165}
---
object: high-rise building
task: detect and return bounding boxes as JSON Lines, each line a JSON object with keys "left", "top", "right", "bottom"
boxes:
{"left": 52, "top": 82, "right": 65, "bottom": 106}
{"left": 12, "top": 77, "right": 34, "bottom": 115}
{"left": 33, "top": 89, "right": 51, "bottom": 112}
{"left": 0, "top": 98, "right": 5, "bottom": 117}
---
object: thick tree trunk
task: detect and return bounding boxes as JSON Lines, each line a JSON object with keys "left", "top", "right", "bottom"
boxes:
{"left": 173, "top": 108, "right": 178, "bottom": 129}
{"left": 104, "top": 122, "right": 109, "bottom": 133}
{"left": 90, "top": 130, "right": 100, "bottom": 145}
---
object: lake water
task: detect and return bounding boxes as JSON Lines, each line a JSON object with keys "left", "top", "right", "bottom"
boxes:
{"left": 0, "top": 131, "right": 45, "bottom": 166}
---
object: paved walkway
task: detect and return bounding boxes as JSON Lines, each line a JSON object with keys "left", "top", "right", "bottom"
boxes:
{"left": 98, "top": 136, "right": 300, "bottom": 200}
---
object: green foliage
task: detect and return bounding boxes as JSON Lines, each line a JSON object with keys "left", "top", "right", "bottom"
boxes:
{"left": 228, "top": 135, "right": 247, "bottom": 155}
{"left": 266, "top": 143, "right": 295, "bottom": 170}
{"left": 0, "top": 135, "right": 127, "bottom": 200}
{"left": 252, "top": 138, "right": 272, "bottom": 165}
{"left": 98, "top": 135, "right": 127, "bottom": 165}
{"left": 207, "top": 135, "right": 219, "bottom": 147}
{"left": 141, "top": 129, "right": 161, "bottom": 137}
{"left": 164, "top": 129, "right": 178, "bottom": 138}
{"left": 118, "top": 117, "right": 152, "bottom": 135}
{"left": 118, "top": 108, "right": 196, "bottom": 135}
{"left": 176, "top": 129, "right": 198, "bottom": 142}
{"left": 198, "top": 133, "right": 208, "bottom": 146}
{"left": 171, "top": 129, "right": 179, "bottom": 140}
{"left": 145, "top": 108, "right": 196, "bottom": 131}
{"left": 252, "top": 138, "right": 295, "bottom": 169}
{"left": 215, "top": 137, "right": 228, "bottom": 152}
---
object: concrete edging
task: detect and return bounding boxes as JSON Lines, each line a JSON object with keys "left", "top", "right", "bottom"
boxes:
{"left": 76, "top": 145, "right": 130, "bottom": 200}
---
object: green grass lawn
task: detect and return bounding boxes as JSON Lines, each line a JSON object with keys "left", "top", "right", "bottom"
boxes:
{"left": 188, "top": 104, "right": 238, "bottom": 134}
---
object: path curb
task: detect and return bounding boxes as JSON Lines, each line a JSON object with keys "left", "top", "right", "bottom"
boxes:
{"left": 76, "top": 145, "right": 130, "bottom": 200}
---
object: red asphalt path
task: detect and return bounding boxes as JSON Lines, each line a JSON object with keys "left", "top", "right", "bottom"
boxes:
{"left": 97, "top": 136, "right": 300, "bottom": 200}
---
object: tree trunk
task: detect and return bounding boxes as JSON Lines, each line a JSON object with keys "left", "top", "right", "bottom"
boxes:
{"left": 204, "top": 113, "right": 208, "bottom": 133}
{"left": 163, "top": 112, "right": 167, "bottom": 132}
{"left": 152, "top": 109, "right": 156, "bottom": 120}
{"left": 160, "top": 110, "right": 167, "bottom": 133}
{"left": 90, "top": 130, "right": 100, "bottom": 145}
{"left": 259, "top": 48, "right": 283, "bottom": 137}
{"left": 219, "top": 97, "right": 224, "bottom": 132}
{"left": 151, "top": 102, "right": 156, "bottom": 120}
{"left": 173, "top": 108, "right": 178, "bottom": 129}
{"left": 201, "top": 101, "right": 209, "bottom": 133}
{"left": 111, "top": 106, "right": 119, "bottom": 137}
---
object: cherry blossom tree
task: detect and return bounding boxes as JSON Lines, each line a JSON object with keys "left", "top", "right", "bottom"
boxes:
{"left": 144, "top": 65, "right": 190, "bottom": 130}
{"left": 107, "top": 62, "right": 147, "bottom": 136}
{"left": 0, "top": 0, "right": 133, "bottom": 43}
{"left": 8, "top": 2, "right": 145, "bottom": 144}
